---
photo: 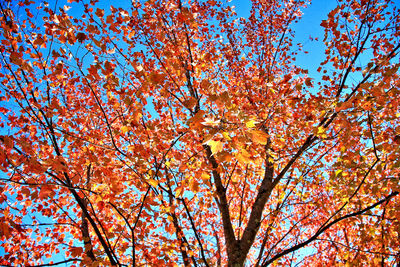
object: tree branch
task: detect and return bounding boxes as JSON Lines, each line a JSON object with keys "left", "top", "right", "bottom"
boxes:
{"left": 261, "top": 191, "right": 399, "bottom": 266}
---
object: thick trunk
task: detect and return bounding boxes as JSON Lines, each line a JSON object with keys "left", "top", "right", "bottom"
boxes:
{"left": 226, "top": 240, "right": 245, "bottom": 266}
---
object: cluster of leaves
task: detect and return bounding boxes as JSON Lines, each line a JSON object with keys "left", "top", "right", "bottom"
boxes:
{"left": 0, "top": 0, "right": 399, "bottom": 266}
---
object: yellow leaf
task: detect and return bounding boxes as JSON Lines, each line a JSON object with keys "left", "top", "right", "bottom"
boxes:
{"left": 121, "top": 126, "right": 129, "bottom": 133}
{"left": 246, "top": 120, "right": 257, "bottom": 128}
{"left": 148, "top": 179, "right": 158, "bottom": 187}
{"left": 230, "top": 175, "right": 238, "bottom": 184}
{"left": 201, "top": 173, "right": 210, "bottom": 182}
{"left": 176, "top": 187, "right": 183, "bottom": 197}
{"left": 207, "top": 140, "right": 223, "bottom": 155}
{"left": 167, "top": 215, "right": 173, "bottom": 222}
{"left": 222, "top": 132, "right": 231, "bottom": 140}
{"left": 317, "top": 126, "right": 327, "bottom": 138}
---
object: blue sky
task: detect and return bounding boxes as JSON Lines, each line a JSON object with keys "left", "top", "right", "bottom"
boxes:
{"left": 232, "top": 0, "right": 338, "bottom": 80}
{"left": 0, "top": 0, "right": 341, "bottom": 265}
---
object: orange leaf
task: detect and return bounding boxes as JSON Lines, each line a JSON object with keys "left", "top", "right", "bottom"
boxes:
{"left": 236, "top": 149, "right": 252, "bottom": 164}
{"left": 70, "top": 247, "right": 83, "bottom": 257}
{"left": 249, "top": 130, "right": 269, "bottom": 145}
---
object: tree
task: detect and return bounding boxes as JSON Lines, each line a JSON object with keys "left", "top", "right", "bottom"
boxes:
{"left": 0, "top": 0, "right": 399, "bottom": 265}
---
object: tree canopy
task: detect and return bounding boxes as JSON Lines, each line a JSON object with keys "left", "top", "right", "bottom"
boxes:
{"left": 0, "top": 0, "right": 400, "bottom": 266}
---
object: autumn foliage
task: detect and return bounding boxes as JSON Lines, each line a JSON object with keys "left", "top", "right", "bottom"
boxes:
{"left": 0, "top": 0, "right": 400, "bottom": 265}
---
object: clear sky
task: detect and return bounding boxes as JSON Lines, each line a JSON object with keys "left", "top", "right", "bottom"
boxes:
{"left": 0, "top": 0, "right": 345, "bottom": 265}
{"left": 232, "top": 0, "right": 338, "bottom": 80}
